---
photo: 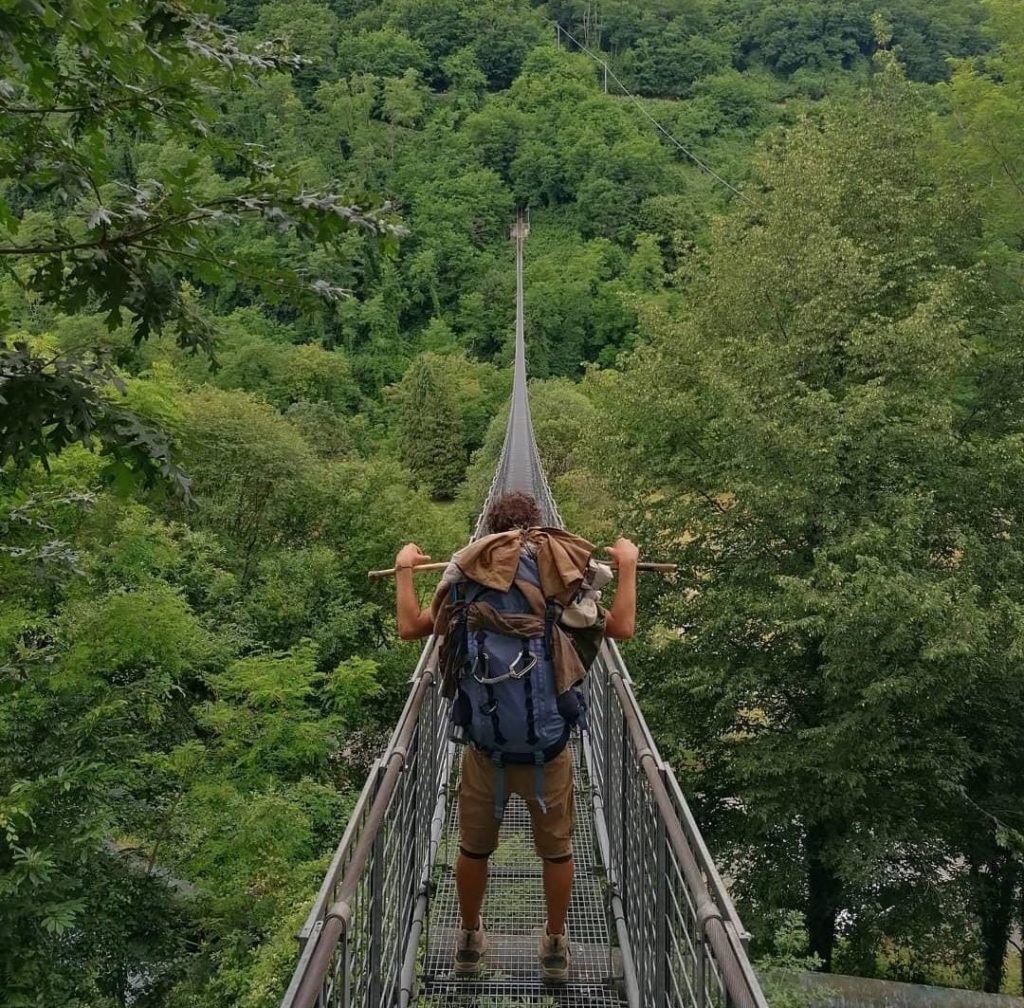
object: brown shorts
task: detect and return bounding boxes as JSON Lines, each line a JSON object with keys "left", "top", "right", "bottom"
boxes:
{"left": 458, "top": 746, "right": 575, "bottom": 861}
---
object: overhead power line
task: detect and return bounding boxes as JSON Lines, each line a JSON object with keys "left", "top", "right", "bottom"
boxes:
{"left": 553, "top": 22, "right": 752, "bottom": 205}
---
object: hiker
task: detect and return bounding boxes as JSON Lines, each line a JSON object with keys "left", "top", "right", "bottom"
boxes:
{"left": 393, "top": 490, "right": 639, "bottom": 983}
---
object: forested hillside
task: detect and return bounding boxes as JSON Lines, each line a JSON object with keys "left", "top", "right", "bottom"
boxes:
{"left": 2, "top": 0, "right": 1023, "bottom": 1005}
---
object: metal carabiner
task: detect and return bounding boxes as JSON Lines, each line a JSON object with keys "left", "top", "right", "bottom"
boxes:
{"left": 507, "top": 650, "right": 537, "bottom": 680}
{"left": 470, "top": 652, "right": 490, "bottom": 682}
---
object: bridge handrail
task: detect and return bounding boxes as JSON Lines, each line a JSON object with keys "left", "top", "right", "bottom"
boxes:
{"left": 281, "top": 640, "right": 448, "bottom": 1008}
{"left": 606, "top": 641, "right": 750, "bottom": 939}
{"left": 587, "top": 641, "right": 769, "bottom": 1008}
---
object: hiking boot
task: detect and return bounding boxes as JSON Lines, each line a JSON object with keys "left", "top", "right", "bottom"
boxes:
{"left": 453, "top": 918, "right": 487, "bottom": 976}
{"left": 537, "top": 925, "right": 571, "bottom": 983}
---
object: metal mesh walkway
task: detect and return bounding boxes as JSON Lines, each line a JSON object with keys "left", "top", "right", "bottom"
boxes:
{"left": 474, "top": 212, "right": 561, "bottom": 538}
{"left": 419, "top": 742, "right": 624, "bottom": 1006}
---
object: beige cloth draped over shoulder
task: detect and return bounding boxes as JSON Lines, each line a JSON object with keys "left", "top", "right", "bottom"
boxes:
{"left": 450, "top": 527, "right": 595, "bottom": 604}
{"left": 435, "top": 527, "right": 596, "bottom": 699}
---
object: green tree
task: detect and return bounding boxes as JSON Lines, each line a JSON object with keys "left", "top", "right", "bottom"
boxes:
{"left": 942, "top": 0, "right": 1024, "bottom": 291}
{"left": 396, "top": 353, "right": 468, "bottom": 499}
{"left": 381, "top": 68, "right": 426, "bottom": 157}
{"left": 593, "top": 56, "right": 1024, "bottom": 981}
{"left": 251, "top": 0, "right": 342, "bottom": 95}
{"left": 442, "top": 46, "right": 488, "bottom": 112}
{"left": 0, "top": 569, "right": 214, "bottom": 1004}
{"left": 621, "top": 25, "right": 731, "bottom": 96}
{"left": 175, "top": 387, "right": 319, "bottom": 581}
{"left": 336, "top": 27, "right": 428, "bottom": 79}
{"left": 0, "top": 0, "right": 397, "bottom": 485}
{"left": 394, "top": 347, "right": 507, "bottom": 467}
{"left": 523, "top": 231, "right": 634, "bottom": 376}
{"left": 625, "top": 233, "right": 665, "bottom": 292}
{"left": 147, "top": 643, "right": 378, "bottom": 1006}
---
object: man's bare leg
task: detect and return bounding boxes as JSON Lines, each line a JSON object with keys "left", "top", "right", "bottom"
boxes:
{"left": 455, "top": 851, "right": 489, "bottom": 931}
{"left": 542, "top": 856, "right": 574, "bottom": 934}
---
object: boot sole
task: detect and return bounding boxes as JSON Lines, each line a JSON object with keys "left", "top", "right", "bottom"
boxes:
{"left": 540, "top": 963, "right": 571, "bottom": 983}
{"left": 454, "top": 939, "right": 488, "bottom": 977}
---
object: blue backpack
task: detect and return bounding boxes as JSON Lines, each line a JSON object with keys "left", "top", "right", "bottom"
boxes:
{"left": 450, "top": 551, "right": 585, "bottom": 820}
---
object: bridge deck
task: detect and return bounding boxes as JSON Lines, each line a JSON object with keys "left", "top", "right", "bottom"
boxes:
{"left": 278, "top": 212, "right": 767, "bottom": 1008}
{"left": 418, "top": 741, "right": 626, "bottom": 1007}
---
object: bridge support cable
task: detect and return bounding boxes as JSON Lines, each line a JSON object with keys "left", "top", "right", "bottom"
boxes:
{"left": 549, "top": 22, "right": 750, "bottom": 206}
{"left": 279, "top": 215, "right": 768, "bottom": 1008}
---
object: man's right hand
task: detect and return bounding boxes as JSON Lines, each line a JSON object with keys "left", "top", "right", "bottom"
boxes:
{"left": 395, "top": 543, "right": 430, "bottom": 571}
{"left": 605, "top": 537, "right": 640, "bottom": 570}
{"left": 604, "top": 537, "right": 639, "bottom": 640}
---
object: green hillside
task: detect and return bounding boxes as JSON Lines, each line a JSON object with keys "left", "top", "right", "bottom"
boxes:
{"left": 2, "top": 1, "right": 1024, "bottom": 1004}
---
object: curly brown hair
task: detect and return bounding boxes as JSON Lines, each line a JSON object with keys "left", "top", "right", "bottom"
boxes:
{"left": 484, "top": 491, "right": 542, "bottom": 533}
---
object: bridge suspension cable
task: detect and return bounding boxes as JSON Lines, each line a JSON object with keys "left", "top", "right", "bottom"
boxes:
{"left": 279, "top": 212, "right": 768, "bottom": 1008}
{"left": 553, "top": 22, "right": 752, "bottom": 205}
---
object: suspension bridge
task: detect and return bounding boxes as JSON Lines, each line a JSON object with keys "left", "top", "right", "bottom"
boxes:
{"left": 279, "top": 213, "right": 769, "bottom": 1008}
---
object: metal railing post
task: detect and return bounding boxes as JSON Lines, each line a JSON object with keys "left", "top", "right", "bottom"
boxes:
{"left": 342, "top": 925, "right": 353, "bottom": 1008}
{"left": 694, "top": 932, "right": 706, "bottom": 1008}
{"left": 367, "top": 765, "right": 385, "bottom": 1008}
{"left": 655, "top": 768, "right": 668, "bottom": 1007}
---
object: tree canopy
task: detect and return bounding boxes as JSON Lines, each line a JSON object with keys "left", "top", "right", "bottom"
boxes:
{"left": 3, "top": 0, "right": 1024, "bottom": 1003}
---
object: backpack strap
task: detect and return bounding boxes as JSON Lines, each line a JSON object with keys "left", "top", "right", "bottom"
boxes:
{"left": 512, "top": 574, "right": 565, "bottom": 662}
{"left": 523, "top": 657, "right": 538, "bottom": 746}
{"left": 475, "top": 631, "right": 507, "bottom": 747}
{"left": 544, "top": 598, "right": 564, "bottom": 662}
{"left": 450, "top": 581, "right": 470, "bottom": 672}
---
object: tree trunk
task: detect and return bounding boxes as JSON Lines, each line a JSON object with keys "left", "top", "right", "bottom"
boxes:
{"left": 799, "top": 627, "right": 842, "bottom": 972}
{"left": 969, "top": 846, "right": 1017, "bottom": 993}
{"left": 806, "top": 820, "right": 842, "bottom": 971}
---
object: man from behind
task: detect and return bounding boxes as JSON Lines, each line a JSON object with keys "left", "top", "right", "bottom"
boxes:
{"left": 393, "top": 491, "right": 639, "bottom": 983}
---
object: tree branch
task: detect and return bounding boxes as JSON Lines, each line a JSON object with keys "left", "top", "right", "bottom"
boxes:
{"left": 0, "top": 86, "right": 173, "bottom": 116}
{"left": 132, "top": 242, "right": 353, "bottom": 300}
{"left": 0, "top": 209, "right": 231, "bottom": 256}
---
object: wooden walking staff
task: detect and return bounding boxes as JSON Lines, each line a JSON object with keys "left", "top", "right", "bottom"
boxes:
{"left": 368, "top": 559, "right": 677, "bottom": 581}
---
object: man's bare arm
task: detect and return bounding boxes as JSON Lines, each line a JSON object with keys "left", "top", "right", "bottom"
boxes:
{"left": 395, "top": 543, "right": 448, "bottom": 640}
{"left": 604, "top": 537, "right": 639, "bottom": 640}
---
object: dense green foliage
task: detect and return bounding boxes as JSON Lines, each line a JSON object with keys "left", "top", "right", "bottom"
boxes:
{"left": 584, "top": 8, "right": 1024, "bottom": 996}
{"left": 3, "top": 0, "right": 1024, "bottom": 1004}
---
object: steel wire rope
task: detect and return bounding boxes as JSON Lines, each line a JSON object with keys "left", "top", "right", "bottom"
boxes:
{"left": 553, "top": 22, "right": 823, "bottom": 558}
{"left": 552, "top": 23, "right": 753, "bottom": 206}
